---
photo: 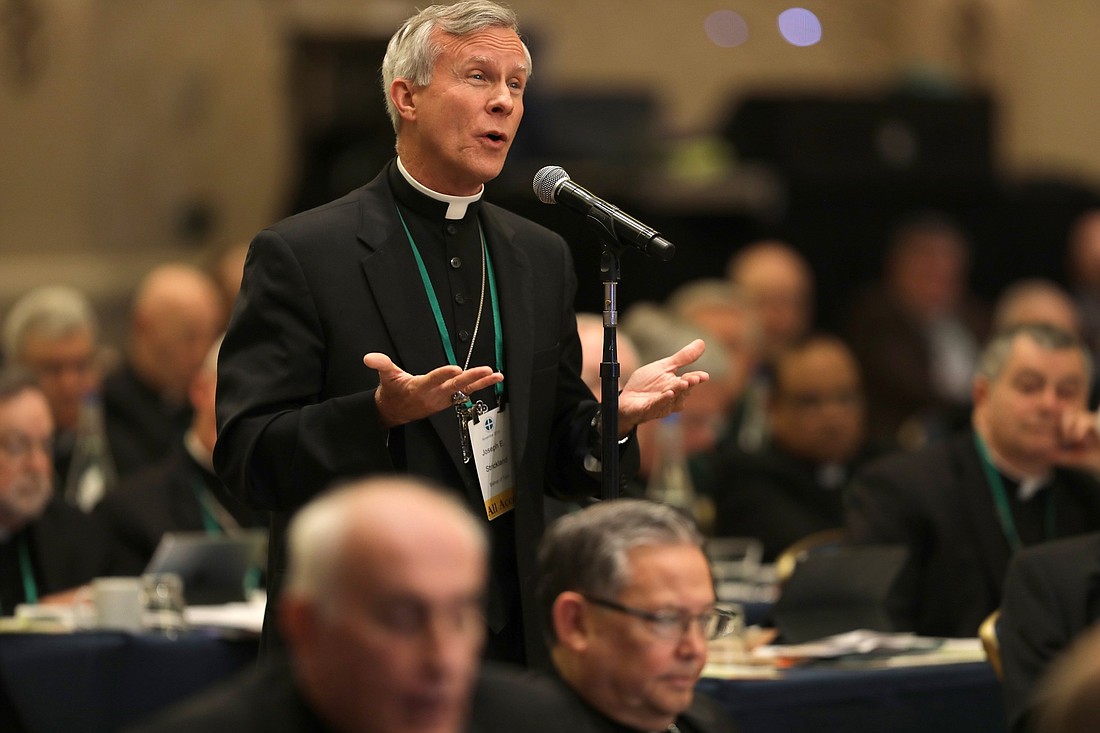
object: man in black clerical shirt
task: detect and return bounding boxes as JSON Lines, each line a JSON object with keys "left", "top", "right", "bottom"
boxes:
{"left": 846, "top": 323, "right": 1100, "bottom": 637}
{"left": 537, "top": 499, "right": 741, "bottom": 733}
{"left": 0, "top": 369, "right": 109, "bottom": 614}
{"left": 214, "top": 0, "right": 708, "bottom": 666}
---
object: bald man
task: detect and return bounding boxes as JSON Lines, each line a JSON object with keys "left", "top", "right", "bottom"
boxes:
{"left": 102, "top": 263, "right": 224, "bottom": 478}
{"left": 129, "top": 476, "right": 583, "bottom": 733}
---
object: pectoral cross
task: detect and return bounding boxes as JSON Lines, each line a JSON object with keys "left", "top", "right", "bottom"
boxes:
{"left": 452, "top": 392, "right": 488, "bottom": 463}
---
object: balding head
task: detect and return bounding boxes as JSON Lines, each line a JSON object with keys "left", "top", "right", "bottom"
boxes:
{"left": 727, "top": 240, "right": 813, "bottom": 361}
{"left": 994, "top": 279, "right": 1081, "bottom": 336}
{"left": 130, "top": 263, "right": 224, "bottom": 402}
{"left": 280, "top": 476, "right": 488, "bottom": 733}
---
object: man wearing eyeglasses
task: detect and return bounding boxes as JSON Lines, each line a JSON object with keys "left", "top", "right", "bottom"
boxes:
{"left": 0, "top": 368, "right": 110, "bottom": 614}
{"left": 537, "top": 499, "right": 740, "bottom": 733}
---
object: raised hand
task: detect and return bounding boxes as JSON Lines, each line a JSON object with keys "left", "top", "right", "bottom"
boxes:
{"left": 616, "top": 339, "right": 709, "bottom": 438}
{"left": 363, "top": 352, "right": 503, "bottom": 428}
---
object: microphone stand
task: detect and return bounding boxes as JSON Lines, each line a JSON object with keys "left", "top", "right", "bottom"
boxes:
{"left": 580, "top": 206, "right": 629, "bottom": 501}
{"left": 598, "top": 244, "right": 623, "bottom": 501}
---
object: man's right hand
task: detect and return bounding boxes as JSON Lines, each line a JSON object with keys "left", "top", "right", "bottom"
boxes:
{"left": 363, "top": 353, "right": 503, "bottom": 428}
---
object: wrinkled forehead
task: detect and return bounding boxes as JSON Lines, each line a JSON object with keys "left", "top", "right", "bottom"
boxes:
{"left": 432, "top": 25, "right": 530, "bottom": 73}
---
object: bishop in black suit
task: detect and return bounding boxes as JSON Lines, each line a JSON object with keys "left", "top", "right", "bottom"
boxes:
{"left": 214, "top": 1, "right": 707, "bottom": 666}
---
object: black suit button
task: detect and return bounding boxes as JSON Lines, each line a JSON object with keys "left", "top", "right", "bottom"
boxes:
{"left": 455, "top": 294, "right": 466, "bottom": 305}
{"left": 459, "top": 330, "right": 470, "bottom": 341}
{"left": 450, "top": 257, "right": 462, "bottom": 269}
{"left": 446, "top": 224, "right": 458, "bottom": 235}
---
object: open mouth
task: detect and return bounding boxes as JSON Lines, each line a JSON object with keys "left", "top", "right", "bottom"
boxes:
{"left": 484, "top": 132, "right": 506, "bottom": 143}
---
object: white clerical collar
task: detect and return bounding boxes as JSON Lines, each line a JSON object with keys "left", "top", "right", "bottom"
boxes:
{"left": 396, "top": 157, "right": 483, "bottom": 220}
{"left": 982, "top": 438, "right": 1051, "bottom": 500}
{"left": 184, "top": 429, "right": 214, "bottom": 472}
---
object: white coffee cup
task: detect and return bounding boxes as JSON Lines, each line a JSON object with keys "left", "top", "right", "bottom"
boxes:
{"left": 92, "top": 577, "right": 145, "bottom": 631}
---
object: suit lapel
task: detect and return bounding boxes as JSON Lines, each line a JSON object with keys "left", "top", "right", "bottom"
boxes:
{"left": 482, "top": 204, "right": 534, "bottom": 471}
{"left": 355, "top": 182, "right": 467, "bottom": 470}
{"left": 956, "top": 434, "right": 1013, "bottom": 591}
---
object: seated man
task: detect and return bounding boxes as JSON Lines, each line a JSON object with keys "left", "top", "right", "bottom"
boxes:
{"left": 999, "top": 532, "right": 1100, "bottom": 733}
{"left": 706, "top": 334, "right": 874, "bottom": 561}
{"left": 846, "top": 323, "right": 1100, "bottom": 637}
{"left": 95, "top": 337, "right": 265, "bottom": 575}
{"left": 128, "top": 474, "right": 581, "bottom": 733}
{"left": 103, "top": 263, "right": 224, "bottom": 479}
{"left": 2, "top": 285, "right": 110, "bottom": 503}
{"left": 538, "top": 499, "right": 740, "bottom": 733}
{"left": 0, "top": 369, "right": 110, "bottom": 614}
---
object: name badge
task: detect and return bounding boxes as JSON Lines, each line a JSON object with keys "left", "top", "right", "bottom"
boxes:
{"left": 471, "top": 405, "right": 515, "bottom": 520}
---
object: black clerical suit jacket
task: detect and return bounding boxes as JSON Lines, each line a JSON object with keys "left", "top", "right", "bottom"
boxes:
{"left": 999, "top": 532, "right": 1100, "bottom": 733}
{"left": 214, "top": 161, "right": 636, "bottom": 664}
{"left": 845, "top": 431, "right": 1100, "bottom": 638}
{"left": 95, "top": 445, "right": 266, "bottom": 576}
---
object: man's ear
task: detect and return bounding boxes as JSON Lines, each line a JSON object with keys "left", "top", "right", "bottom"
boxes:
{"left": 552, "top": 591, "right": 591, "bottom": 651}
{"left": 972, "top": 375, "right": 989, "bottom": 408}
{"left": 390, "top": 79, "right": 417, "bottom": 123}
{"left": 278, "top": 595, "right": 317, "bottom": 654}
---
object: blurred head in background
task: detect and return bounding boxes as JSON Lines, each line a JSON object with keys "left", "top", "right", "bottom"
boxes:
{"left": 2, "top": 286, "right": 102, "bottom": 433}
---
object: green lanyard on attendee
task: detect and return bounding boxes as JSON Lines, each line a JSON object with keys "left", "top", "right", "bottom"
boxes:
{"left": 973, "top": 432, "right": 1055, "bottom": 552}
{"left": 395, "top": 207, "right": 504, "bottom": 406}
{"left": 190, "top": 479, "right": 224, "bottom": 535}
{"left": 18, "top": 535, "right": 38, "bottom": 605}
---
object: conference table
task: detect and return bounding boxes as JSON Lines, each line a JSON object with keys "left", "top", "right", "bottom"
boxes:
{"left": 0, "top": 628, "right": 1007, "bottom": 733}
{"left": 699, "top": 658, "right": 1007, "bottom": 733}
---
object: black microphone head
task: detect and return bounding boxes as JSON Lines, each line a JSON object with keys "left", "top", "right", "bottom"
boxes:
{"left": 533, "top": 165, "right": 569, "bottom": 204}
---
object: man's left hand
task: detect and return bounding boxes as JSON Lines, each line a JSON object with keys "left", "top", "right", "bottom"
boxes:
{"left": 1054, "top": 408, "right": 1100, "bottom": 474}
{"left": 615, "top": 339, "right": 709, "bottom": 439}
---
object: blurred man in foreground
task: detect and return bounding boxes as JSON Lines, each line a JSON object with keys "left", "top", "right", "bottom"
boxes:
{"left": 538, "top": 499, "right": 740, "bottom": 733}
{"left": 130, "top": 476, "right": 491, "bottom": 733}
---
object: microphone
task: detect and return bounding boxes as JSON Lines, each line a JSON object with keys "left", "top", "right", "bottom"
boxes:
{"left": 532, "top": 165, "right": 675, "bottom": 261}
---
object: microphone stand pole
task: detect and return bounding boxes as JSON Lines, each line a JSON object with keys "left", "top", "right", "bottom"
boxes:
{"left": 597, "top": 242, "right": 624, "bottom": 501}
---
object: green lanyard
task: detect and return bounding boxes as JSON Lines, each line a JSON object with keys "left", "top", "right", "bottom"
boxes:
{"left": 18, "top": 535, "right": 38, "bottom": 605}
{"left": 190, "top": 478, "right": 224, "bottom": 535}
{"left": 973, "top": 432, "right": 1055, "bottom": 552}
{"left": 395, "top": 207, "right": 504, "bottom": 405}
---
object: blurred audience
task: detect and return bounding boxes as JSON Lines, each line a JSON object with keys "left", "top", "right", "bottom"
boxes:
{"left": 726, "top": 240, "right": 815, "bottom": 452}
{"left": 103, "top": 263, "right": 223, "bottom": 478}
{"left": 845, "top": 324, "right": 1100, "bottom": 638}
{"left": 999, "top": 532, "right": 1100, "bottom": 733}
{"left": 0, "top": 369, "right": 110, "bottom": 614}
{"left": 667, "top": 279, "right": 763, "bottom": 452}
{"left": 538, "top": 498, "right": 740, "bottom": 733}
{"left": 705, "top": 334, "right": 874, "bottom": 561}
{"left": 128, "top": 475, "right": 568, "bottom": 733}
{"left": 95, "top": 337, "right": 265, "bottom": 575}
{"left": 1, "top": 286, "right": 110, "bottom": 495}
{"left": 844, "top": 211, "right": 991, "bottom": 450}
{"left": 727, "top": 240, "right": 814, "bottom": 365}
{"left": 1065, "top": 209, "right": 1100, "bottom": 366}
{"left": 994, "top": 278, "right": 1082, "bottom": 336}
{"left": 621, "top": 303, "right": 735, "bottom": 483}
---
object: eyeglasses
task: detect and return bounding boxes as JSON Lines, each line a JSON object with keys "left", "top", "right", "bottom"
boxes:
{"left": 582, "top": 595, "right": 741, "bottom": 641}
{"left": 0, "top": 430, "right": 54, "bottom": 461}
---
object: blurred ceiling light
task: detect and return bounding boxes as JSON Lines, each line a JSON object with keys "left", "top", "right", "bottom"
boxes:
{"left": 705, "top": 10, "right": 750, "bottom": 48}
{"left": 777, "top": 8, "right": 822, "bottom": 47}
